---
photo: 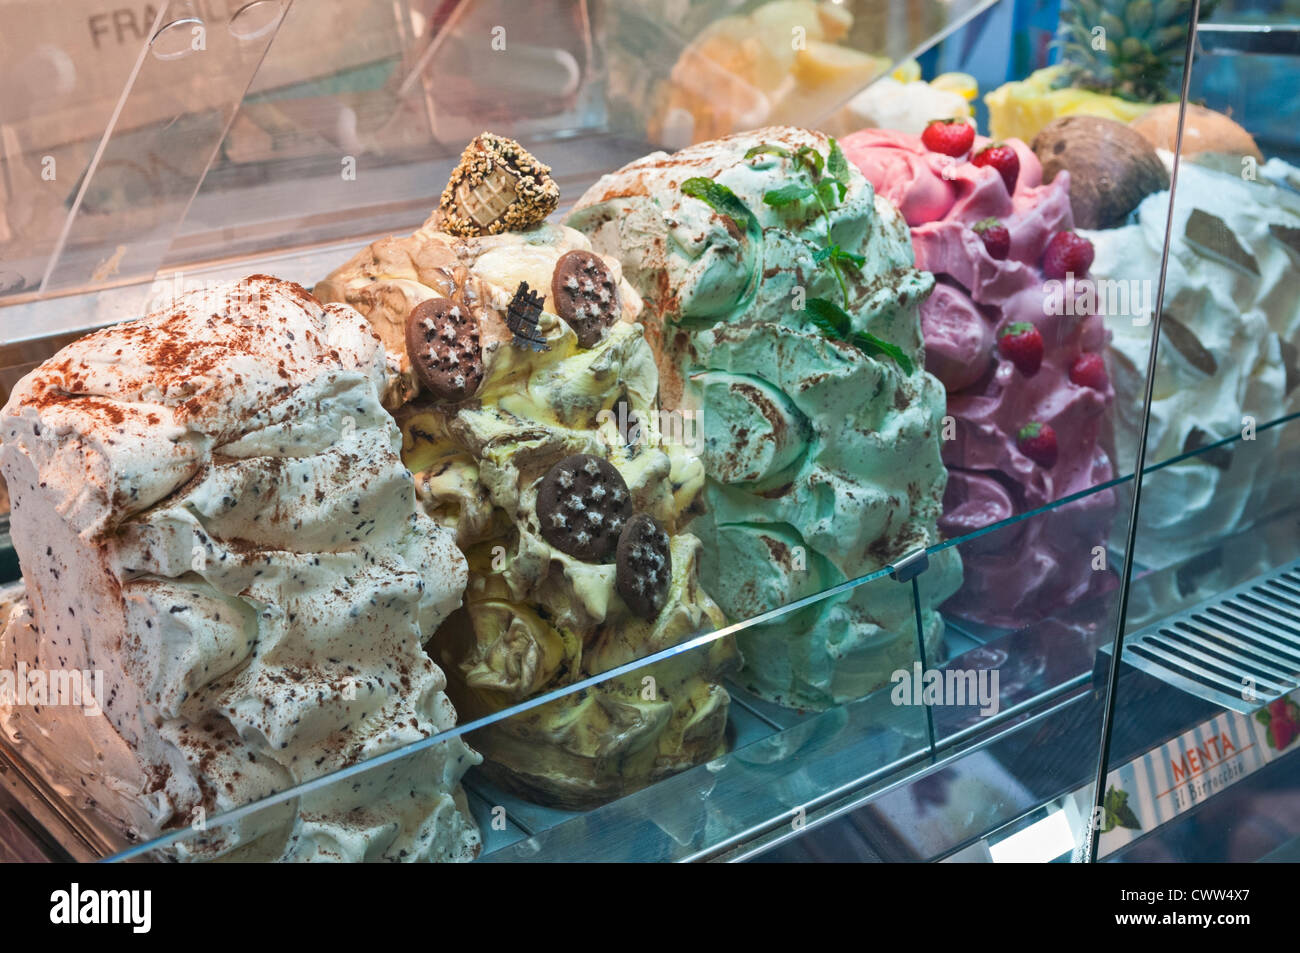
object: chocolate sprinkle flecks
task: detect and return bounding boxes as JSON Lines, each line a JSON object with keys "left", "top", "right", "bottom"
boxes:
{"left": 405, "top": 297, "right": 484, "bottom": 401}
{"left": 551, "top": 250, "right": 621, "bottom": 349}
{"left": 536, "top": 453, "right": 633, "bottom": 562}
{"left": 615, "top": 513, "right": 672, "bottom": 620}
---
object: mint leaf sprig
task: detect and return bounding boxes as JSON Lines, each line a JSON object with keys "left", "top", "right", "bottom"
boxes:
{"left": 805, "top": 297, "right": 913, "bottom": 375}
{"left": 680, "top": 177, "right": 757, "bottom": 239}
{"left": 748, "top": 138, "right": 857, "bottom": 307}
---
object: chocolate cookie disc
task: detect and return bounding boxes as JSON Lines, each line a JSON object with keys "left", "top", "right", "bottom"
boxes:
{"left": 551, "top": 250, "right": 620, "bottom": 348}
{"left": 536, "top": 453, "right": 633, "bottom": 562}
{"left": 405, "top": 297, "right": 484, "bottom": 402}
{"left": 615, "top": 513, "right": 672, "bottom": 620}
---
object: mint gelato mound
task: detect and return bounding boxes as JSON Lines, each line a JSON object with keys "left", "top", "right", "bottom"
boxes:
{"left": 570, "top": 127, "right": 960, "bottom": 710}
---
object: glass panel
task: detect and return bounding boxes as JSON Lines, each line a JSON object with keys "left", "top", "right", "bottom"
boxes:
{"left": 1099, "top": 0, "right": 1300, "bottom": 862}
{"left": 88, "top": 569, "right": 925, "bottom": 862}
{"left": 0, "top": 0, "right": 1209, "bottom": 864}
{"left": 0, "top": 1, "right": 287, "bottom": 303}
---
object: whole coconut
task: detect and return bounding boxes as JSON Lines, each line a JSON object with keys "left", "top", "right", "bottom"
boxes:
{"left": 1033, "top": 115, "right": 1170, "bottom": 229}
{"left": 1131, "top": 103, "right": 1263, "bottom": 162}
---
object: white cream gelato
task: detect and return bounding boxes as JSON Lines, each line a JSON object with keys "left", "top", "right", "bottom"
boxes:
{"left": 834, "top": 77, "right": 974, "bottom": 137}
{"left": 1084, "top": 156, "right": 1300, "bottom": 586}
{"left": 0, "top": 275, "right": 480, "bottom": 861}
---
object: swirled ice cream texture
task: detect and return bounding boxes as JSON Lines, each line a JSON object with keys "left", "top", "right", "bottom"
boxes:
{"left": 0, "top": 276, "right": 480, "bottom": 862}
{"left": 1082, "top": 155, "right": 1300, "bottom": 598}
{"left": 317, "top": 222, "right": 736, "bottom": 809}
{"left": 843, "top": 129, "right": 1117, "bottom": 627}
{"left": 568, "top": 127, "right": 960, "bottom": 710}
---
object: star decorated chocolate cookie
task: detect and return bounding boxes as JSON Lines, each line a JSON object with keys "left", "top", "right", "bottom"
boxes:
{"left": 405, "top": 297, "right": 484, "bottom": 401}
{"left": 615, "top": 513, "right": 672, "bottom": 620}
{"left": 551, "top": 250, "right": 620, "bottom": 349}
{"left": 535, "top": 453, "right": 633, "bottom": 562}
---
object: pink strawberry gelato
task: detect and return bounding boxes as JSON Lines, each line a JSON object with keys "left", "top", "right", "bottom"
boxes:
{"left": 842, "top": 129, "right": 1118, "bottom": 627}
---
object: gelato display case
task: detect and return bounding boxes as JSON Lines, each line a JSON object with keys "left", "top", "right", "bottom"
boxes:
{"left": 0, "top": 0, "right": 1296, "bottom": 864}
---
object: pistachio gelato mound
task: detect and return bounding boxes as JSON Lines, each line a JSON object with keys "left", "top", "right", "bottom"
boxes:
{"left": 318, "top": 213, "right": 737, "bottom": 810}
{"left": 568, "top": 127, "right": 960, "bottom": 711}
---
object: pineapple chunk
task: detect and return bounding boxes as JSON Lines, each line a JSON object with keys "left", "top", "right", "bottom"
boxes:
{"left": 815, "top": 1, "right": 854, "bottom": 42}
{"left": 792, "top": 40, "right": 884, "bottom": 89}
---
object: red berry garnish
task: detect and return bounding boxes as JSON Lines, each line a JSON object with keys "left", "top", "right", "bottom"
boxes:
{"left": 1069, "top": 353, "right": 1108, "bottom": 389}
{"left": 972, "top": 142, "right": 1020, "bottom": 194}
{"left": 1042, "top": 231, "right": 1095, "bottom": 280}
{"left": 973, "top": 218, "right": 1010, "bottom": 260}
{"left": 997, "top": 322, "right": 1044, "bottom": 376}
{"left": 1017, "top": 421, "right": 1058, "bottom": 468}
{"left": 921, "top": 119, "right": 975, "bottom": 158}
{"left": 1274, "top": 716, "right": 1297, "bottom": 750}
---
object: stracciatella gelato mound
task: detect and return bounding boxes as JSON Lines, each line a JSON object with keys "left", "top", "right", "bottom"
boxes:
{"left": 317, "top": 213, "right": 737, "bottom": 810}
{"left": 843, "top": 129, "right": 1117, "bottom": 629}
{"left": 1082, "top": 154, "right": 1300, "bottom": 595}
{"left": 567, "top": 126, "right": 960, "bottom": 711}
{"left": 0, "top": 276, "right": 480, "bottom": 861}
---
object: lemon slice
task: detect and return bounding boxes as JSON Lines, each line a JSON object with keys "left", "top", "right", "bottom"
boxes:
{"left": 933, "top": 72, "right": 979, "bottom": 100}
{"left": 891, "top": 59, "right": 921, "bottom": 83}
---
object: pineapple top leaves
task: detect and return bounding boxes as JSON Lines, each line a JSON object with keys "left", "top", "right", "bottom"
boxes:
{"left": 1055, "top": 0, "right": 1213, "bottom": 102}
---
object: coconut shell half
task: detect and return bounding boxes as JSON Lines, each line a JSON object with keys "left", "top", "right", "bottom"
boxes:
{"left": 1131, "top": 103, "right": 1263, "bottom": 162}
{"left": 1033, "top": 115, "right": 1170, "bottom": 229}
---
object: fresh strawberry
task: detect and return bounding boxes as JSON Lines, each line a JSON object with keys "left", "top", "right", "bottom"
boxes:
{"left": 1042, "top": 231, "right": 1095, "bottom": 280}
{"left": 1069, "top": 352, "right": 1108, "bottom": 389}
{"left": 997, "top": 322, "right": 1044, "bottom": 376}
{"left": 1270, "top": 699, "right": 1291, "bottom": 720}
{"left": 921, "top": 119, "right": 975, "bottom": 157}
{"left": 972, "top": 142, "right": 1020, "bottom": 194}
{"left": 973, "top": 218, "right": 1010, "bottom": 260}
{"left": 1017, "top": 421, "right": 1058, "bottom": 468}
{"left": 1274, "top": 716, "right": 1298, "bottom": 750}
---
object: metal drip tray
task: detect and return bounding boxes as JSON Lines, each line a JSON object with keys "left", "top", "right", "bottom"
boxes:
{"left": 1119, "top": 562, "right": 1300, "bottom": 713}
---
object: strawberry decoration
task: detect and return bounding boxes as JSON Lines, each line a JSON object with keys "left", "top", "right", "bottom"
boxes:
{"left": 972, "top": 142, "right": 1020, "bottom": 194}
{"left": 1069, "top": 353, "right": 1108, "bottom": 389}
{"left": 973, "top": 218, "right": 1010, "bottom": 260}
{"left": 997, "top": 322, "right": 1044, "bottom": 376}
{"left": 921, "top": 119, "right": 975, "bottom": 158}
{"left": 1017, "top": 421, "right": 1058, "bottom": 468}
{"left": 1259, "top": 697, "right": 1300, "bottom": 750}
{"left": 1042, "top": 231, "right": 1095, "bottom": 280}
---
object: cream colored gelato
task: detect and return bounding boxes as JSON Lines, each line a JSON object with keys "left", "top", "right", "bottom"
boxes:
{"left": 0, "top": 275, "right": 480, "bottom": 861}
{"left": 318, "top": 219, "right": 737, "bottom": 810}
{"left": 568, "top": 126, "right": 960, "bottom": 710}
